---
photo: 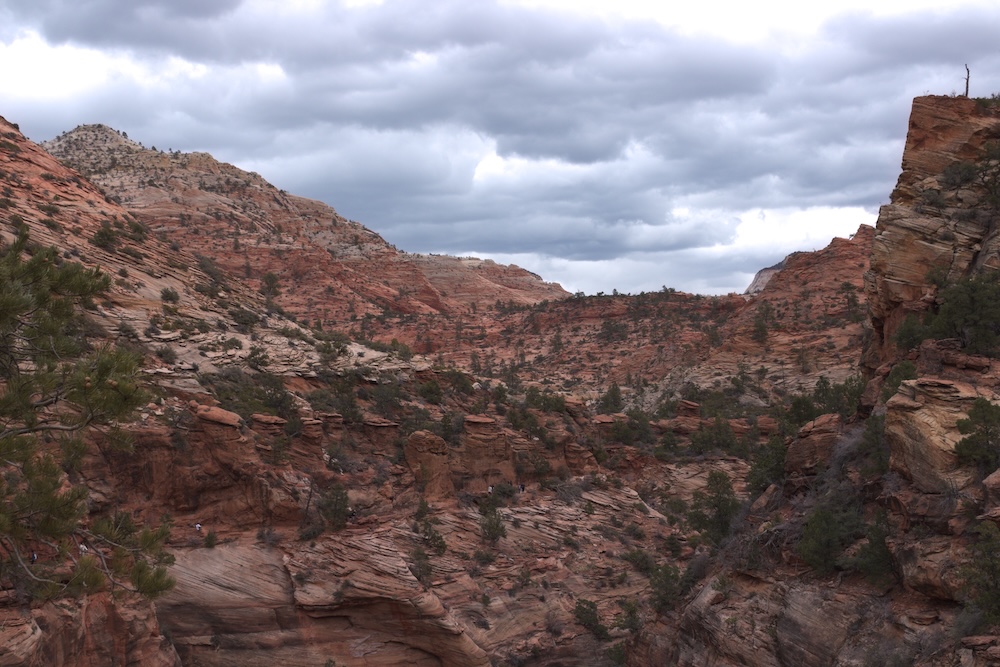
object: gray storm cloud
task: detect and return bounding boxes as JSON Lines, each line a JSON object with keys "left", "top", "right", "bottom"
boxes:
{"left": 4, "top": 0, "right": 1000, "bottom": 293}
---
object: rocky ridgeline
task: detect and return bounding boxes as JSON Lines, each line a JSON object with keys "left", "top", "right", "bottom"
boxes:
{"left": 3, "top": 96, "right": 1000, "bottom": 666}
{"left": 350, "top": 224, "right": 873, "bottom": 407}
{"left": 42, "top": 124, "right": 569, "bottom": 327}
{"left": 42, "top": 122, "right": 871, "bottom": 402}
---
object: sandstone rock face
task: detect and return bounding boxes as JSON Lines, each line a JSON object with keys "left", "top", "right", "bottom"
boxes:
{"left": 646, "top": 574, "right": 921, "bottom": 667}
{"left": 785, "top": 413, "right": 842, "bottom": 479}
{"left": 865, "top": 96, "right": 1000, "bottom": 372}
{"left": 885, "top": 378, "right": 981, "bottom": 494}
{"left": 891, "top": 533, "right": 968, "bottom": 601}
{"left": 405, "top": 430, "right": 456, "bottom": 500}
{"left": 0, "top": 595, "right": 179, "bottom": 667}
{"left": 197, "top": 404, "right": 244, "bottom": 428}
{"left": 744, "top": 258, "right": 786, "bottom": 295}
{"left": 455, "top": 415, "right": 516, "bottom": 491}
{"left": 157, "top": 540, "right": 491, "bottom": 667}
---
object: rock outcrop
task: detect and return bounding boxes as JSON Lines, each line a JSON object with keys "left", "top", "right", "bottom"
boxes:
{"left": 864, "top": 96, "right": 1000, "bottom": 373}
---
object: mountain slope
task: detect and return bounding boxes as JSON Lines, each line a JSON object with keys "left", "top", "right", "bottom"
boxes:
{"left": 43, "top": 124, "right": 569, "bottom": 325}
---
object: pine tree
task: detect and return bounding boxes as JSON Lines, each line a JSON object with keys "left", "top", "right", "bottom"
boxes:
{"left": 0, "top": 228, "right": 173, "bottom": 599}
{"left": 596, "top": 382, "right": 623, "bottom": 414}
{"left": 962, "top": 521, "right": 1000, "bottom": 624}
{"left": 480, "top": 508, "right": 506, "bottom": 545}
{"left": 686, "top": 471, "right": 740, "bottom": 545}
{"left": 956, "top": 397, "right": 1000, "bottom": 475}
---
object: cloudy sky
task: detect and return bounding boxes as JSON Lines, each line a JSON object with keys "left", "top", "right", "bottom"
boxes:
{"left": 2, "top": 0, "right": 1000, "bottom": 295}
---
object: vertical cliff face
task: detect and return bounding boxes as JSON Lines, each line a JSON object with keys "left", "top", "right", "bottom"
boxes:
{"left": 864, "top": 95, "right": 1000, "bottom": 373}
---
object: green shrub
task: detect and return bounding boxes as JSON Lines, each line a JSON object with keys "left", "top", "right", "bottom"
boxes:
{"left": 796, "top": 504, "right": 861, "bottom": 574}
{"left": 610, "top": 409, "right": 654, "bottom": 446}
{"left": 441, "top": 368, "right": 473, "bottom": 394}
{"left": 894, "top": 313, "right": 929, "bottom": 351}
{"left": 752, "top": 303, "right": 774, "bottom": 343}
{"left": 956, "top": 397, "right": 1000, "bottom": 475}
{"left": 622, "top": 549, "right": 656, "bottom": 574}
{"left": 415, "top": 498, "right": 430, "bottom": 521}
{"left": 480, "top": 508, "right": 506, "bottom": 545}
{"left": 246, "top": 345, "right": 270, "bottom": 370}
{"left": 747, "top": 435, "right": 786, "bottom": 496}
{"left": 260, "top": 272, "right": 280, "bottom": 298}
{"left": 160, "top": 287, "right": 180, "bottom": 303}
{"left": 687, "top": 471, "right": 740, "bottom": 545}
{"left": 573, "top": 599, "right": 610, "bottom": 640}
{"left": 596, "top": 382, "right": 623, "bottom": 414}
{"left": 314, "top": 330, "right": 350, "bottom": 362}
{"left": 89, "top": 224, "right": 118, "bottom": 250}
{"left": 848, "top": 516, "right": 896, "bottom": 586}
{"left": 525, "top": 386, "right": 566, "bottom": 412}
{"left": 785, "top": 393, "right": 819, "bottom": 428}
{"left": 370, "top": 382, "right": 403, "bottom": 418}
{"left": 418, "top": 380, "right": 443, "bottom": 404}
{"left": 962, "top": 521, "right": 1000, "bottom": 624}
{"left": 689, "top": 417, "right": 736, "bottom": 455}
{"left": 319, "top": 482, "right": 349, "bottom": 531}
{"left": 613, "top": 599, "right": 642, "bottom": 634}
{"left": 931, "top": 272, "right": 1000, "bottom": 356}
{"left": 229, "top": 307, "right": 259, "bottom": 334}
{"left": 418, "top": 520, "right": 446, "bottom": 555}
{"left": 409, "top": 548, "right": 432, "bottom": 584}
{"left": 882, "top": 361, "right": 917, "bottom": 402}
{"left": 649, "top": 563, "right": 681, "bottom": 611}
{"left": 812, "top": 374, "right": 864, "bottom": 419}
{"left": 306, "top": 375, "right": 362, "bottom": 424}
{"left": 222, "top": 337, "right": 243, "bottom": 351}
{"left": 196, "top": 254, "right": 227, "bottom": 289}
{"left": 941, "top": 160, "right": 978, "bottom": 189}
{"left": 201, "top": 368, "right": 294, "bottom": 421}
{"left": 606, "top": 642, "right": 627, "bottom": 665}
{"left": 474, "top": 549, "right": 495, "bottom": 565}
{"left": 857, "top": 415, "right": 889, "bottom": 476}
{"left": 597, "top": 320, "right": 628, "bottom": 343}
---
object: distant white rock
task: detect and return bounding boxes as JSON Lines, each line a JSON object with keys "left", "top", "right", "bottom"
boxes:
{"left": 744, "top": 257, "right": 788, "bottom": 294}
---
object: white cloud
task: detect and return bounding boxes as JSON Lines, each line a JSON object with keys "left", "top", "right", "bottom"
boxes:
{"left": 0, "top": 30, "right": 129, "bottom": 99}
{"left": 2, "top": 0, "right": 997, "bottom": 295}
{"left": 455, "top": 205, "right": 872, "bottom": 295}
{"left": 502, "top": 0, "right": 997, "bottom": 42}
{"left": 730, "top": 206, "right": 875, "bottom": 252}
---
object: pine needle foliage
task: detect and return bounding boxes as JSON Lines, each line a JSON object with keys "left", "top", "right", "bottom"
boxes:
{"left": 956, "top": 397, "right": 1000, "bottom": 476}
{"left": 0, "top": 228, "right": 173, "bottom": 599}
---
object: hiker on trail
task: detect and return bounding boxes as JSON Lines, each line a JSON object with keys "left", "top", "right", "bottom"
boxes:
{"left": 195, "top": 523, "right": 202, "bottom": 533}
